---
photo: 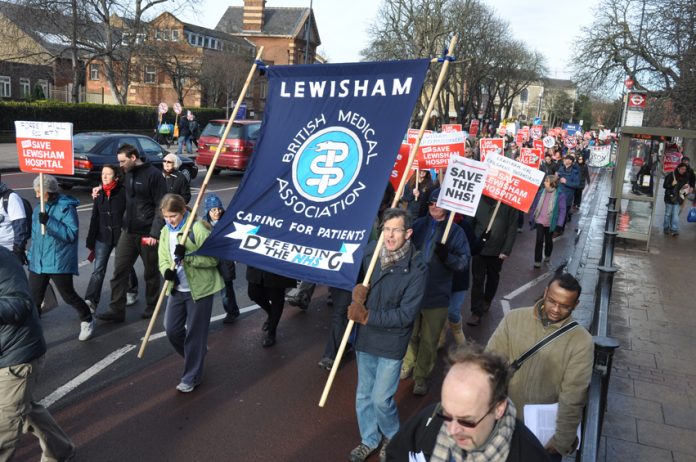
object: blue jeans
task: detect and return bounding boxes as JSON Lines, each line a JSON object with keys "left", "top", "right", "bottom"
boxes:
{"left": 663, "top": 202, "right": 681, "bottom": 233}
{"left": 355, "top": 351, "right": 402, "bottom": 448}
{"left": 447, "top": 290, "right": 467, "bottom": 323}
{"left": 177, "top": 135, "right": 192, "bottom": 154}
{"left": 84, "top": 240, "right": 114, "bottom": 304}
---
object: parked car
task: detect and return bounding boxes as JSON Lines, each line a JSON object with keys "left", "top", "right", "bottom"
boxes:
{"left": 195, "top": 119, "right": 261, "bottom": 174}
{"left": 54, "top": 132, "right": 198, "bottom": 189}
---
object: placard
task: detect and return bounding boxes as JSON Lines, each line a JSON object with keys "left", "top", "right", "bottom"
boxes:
{"left": 416, "top": 131, "right": 467, "bottom": 169}
{"left": 482, "top": 153, "right": 545, "bottom": 212}
{"left": 588, "top": 145, "right": 611, "bottom": 167}
{"left": 15, "top": 121, "right": 74, "bottom": 175}
{"left": 479, "top": 138, "right": 504, "bottom": 162}
{"left": 519, "top": 147, "right": 543, "bottom": 169}
{"left": 437, "top": 156, "right": 488, "bottom": 217}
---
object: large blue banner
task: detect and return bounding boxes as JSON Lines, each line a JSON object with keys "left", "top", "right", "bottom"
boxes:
{"left": 196, "top": 59, "right": 430, "bottom": 290}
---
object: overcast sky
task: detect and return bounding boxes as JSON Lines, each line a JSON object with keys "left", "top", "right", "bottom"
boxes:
{"left": 178, "top": 0, "right": 598, "bottom": 80}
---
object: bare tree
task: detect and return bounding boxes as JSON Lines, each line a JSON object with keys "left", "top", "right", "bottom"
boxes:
{"left": 199, "top": 51, "right": 250, "bottom": 108}
{"left": 573, "top": 0, "right": 696, "bottom": 131}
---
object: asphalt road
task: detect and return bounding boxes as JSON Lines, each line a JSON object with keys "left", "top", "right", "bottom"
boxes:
{"left": 5, "top": 168, "right": 587, "bottom": 461}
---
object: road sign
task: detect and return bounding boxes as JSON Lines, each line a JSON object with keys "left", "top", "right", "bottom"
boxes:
{"left": 173, "top": 102, "right": 182, "bottom": 114}
{"left": 158, "top": 102, "right": 169, "bottom": 114}
{"left": 627, "top": 92, "right": 646, "bottom": 108}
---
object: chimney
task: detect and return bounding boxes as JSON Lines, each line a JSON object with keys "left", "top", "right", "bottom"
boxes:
{"left": 243, "top": 0, "right": 265, "bottom": 33}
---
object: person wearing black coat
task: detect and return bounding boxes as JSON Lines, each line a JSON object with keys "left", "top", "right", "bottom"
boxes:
{"left": 97, "top": 144, "right": 167, "bottom": 322}
{"left": 386, "top": 344, "right": 550, "bottom": 462}
{"left": 84, "top": 165, "right": 127, "bottom": 310}
{"left": 0, "top": 246, "right": 75, "bottom": 460}
{"left": 162, "top": 153, "right": 191, "bottom": 204}
{"left": 246, "top": 267, "right": 296, "bottom": 347}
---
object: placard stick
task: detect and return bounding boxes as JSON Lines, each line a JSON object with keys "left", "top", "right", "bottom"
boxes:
{"left": 485, "top": 201, "right": 501, "bottom": 234}
{"left": 441, "top": 211, "right": 455, "bottom": 244}
{"left": 138, "top": 47, "right": 265, "bottom": 358}
{"left": 319, "top": 35, "right": 458, "bottom": 407}
{"left": 39, "top": 172, "right": 45, "bottom": 235}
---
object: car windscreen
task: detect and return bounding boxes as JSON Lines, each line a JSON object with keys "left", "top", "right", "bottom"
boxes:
{"left": 73, "top": 134, "right": 102, "bottom": 153}
{"left": 200, "top": 122, "right": 245, "bottom": 140}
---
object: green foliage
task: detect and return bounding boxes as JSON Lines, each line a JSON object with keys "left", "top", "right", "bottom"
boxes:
{"left": 0, "top": 101, "right": 225, "bottom": 132}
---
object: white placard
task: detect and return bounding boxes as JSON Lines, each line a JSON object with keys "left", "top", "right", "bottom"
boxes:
{"left": 437, "top": 156, "right": 489, "bottom": 217}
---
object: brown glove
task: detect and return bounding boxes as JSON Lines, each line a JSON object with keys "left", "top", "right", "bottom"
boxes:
{"left": 352, "top": 284, "right": 369, "bottom": 305}
{"left": 347, "top": 302, "right": 369, "bottom": 325}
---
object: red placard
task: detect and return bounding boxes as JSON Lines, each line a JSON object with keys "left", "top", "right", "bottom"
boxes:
{"left": 483, "top": 153, "right": 545, "bottom": 213}
{"left": 515, "top": 132, "right": 525, "bottom": 146}
{"left": 519, "top": 148, "right": 543, "bottom": 169}
{"left": 564, "top": 137, "right": 577, "bottom": 149}
{"left": 416, "top": 132, "right": 467, "bottom": 169}
{"left": 663, "top": 148, "right": 682, "bottom": 173}
{"left": 390, "top": 143, "right": 414, "bottom": 191}
{"left": 15, "top": 121, "right": 74, "bottom": 175}
{"left": 469, "top": 119, "right": 480, "bottom": 136}
{"left": 479, "top": 138, "right": 504, "bottom": 162}
{"left": 498, "top": 126, "right": 507, "bottom": 136}
{"left": 530, "top": 125, "right": 543, "bottom": 140}
{"left": 533, "top": 139, "right": 544, "bottom": 152}
{"left": 442, "top": 124, "right": 462, "bottom": 133}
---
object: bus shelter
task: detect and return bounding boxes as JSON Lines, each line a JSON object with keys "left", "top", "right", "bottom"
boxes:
{"left": 613, "top": 126, "right": 696, "bottom": 249}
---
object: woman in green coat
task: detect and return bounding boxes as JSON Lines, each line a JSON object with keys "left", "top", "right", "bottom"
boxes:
{"left": 159, "top": 193, "right": 223, "bottom": 393}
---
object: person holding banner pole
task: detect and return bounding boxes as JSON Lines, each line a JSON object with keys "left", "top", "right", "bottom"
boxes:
{"left": 347, "top": 207, "right": 427, "bottom": 462}
{"left": 466, "top": 196, "right": 519, "bottom": 327}
{"left": 401, "top": 188, "right": 470, "bottom": 396}
{"left": 158, "top": 194, "right": 223, "bottom": 392}
{"left": 401, "top": 169, "right": 433, "bottom": 219}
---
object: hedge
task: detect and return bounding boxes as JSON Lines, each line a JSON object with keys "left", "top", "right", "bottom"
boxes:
{"left": 0, "top": 101, "right": 226, "bottom": 133}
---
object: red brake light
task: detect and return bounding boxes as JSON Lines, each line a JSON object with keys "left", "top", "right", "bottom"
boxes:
{"left": 75, "top": 159, "right": 92, "bottom": 169}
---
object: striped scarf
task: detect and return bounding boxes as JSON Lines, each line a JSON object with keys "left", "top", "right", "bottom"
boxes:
{"left": 379, "top": 240, "right": 411, "bottom": 269}
{"left": 430, "top": 399, "right": 517, "bottom": 462}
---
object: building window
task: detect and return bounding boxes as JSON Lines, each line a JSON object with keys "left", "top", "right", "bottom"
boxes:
{"left": 171, "top": 29, "right": 179, "bottom": 41}
{"left": 0, "top": 76, "right": 10, "bottom": 97}
{"left": 19, "top": 78, "right": 30, "bottom": 97}
{"left": 196, "top": 35, "right": 203, "bottom": 46}
{"left": 144, "top": 65, "right": 156, "bottom": 84}
{"left": 520, "top": 88, "right": 529, "bottom": 104}
{"left": 37, "top": 79, "right": 48, "bottom": 98}
{"left": 90, "top": 64, "right": 100, "bottom": 80}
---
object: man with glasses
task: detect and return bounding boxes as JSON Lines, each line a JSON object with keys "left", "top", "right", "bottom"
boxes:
{"left": 385, "top": 343, "right": 549, "bottom": 461}
{"left": 97, "top": 144, "right": 167, "bottom": 322}
{"left": 347, "top": 207, "right": 428, "bottom": 462}
{"left": 487, "top": 273, "right": 593, "bottom": 461}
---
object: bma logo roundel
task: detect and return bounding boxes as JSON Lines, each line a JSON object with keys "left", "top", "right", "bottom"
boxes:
{"left": 292, "top": 126, "right": 363, "bottom": 202}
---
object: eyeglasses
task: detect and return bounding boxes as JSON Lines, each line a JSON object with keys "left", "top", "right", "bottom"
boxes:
{"left": 163, "top": 160, "right": 175, "bottom": 164}
{"left": 437, "top": 402, "right": 496, "bottom": 429}
{"left": 382, "top": 226, "right": 406, "bottom": 235}
{"left": 544, "top": 294, "right": 576, "bottom": 311}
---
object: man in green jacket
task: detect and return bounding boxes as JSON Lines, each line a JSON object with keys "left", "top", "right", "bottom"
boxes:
{"left": 487, "top": 273, "right": 593, "bottom": 461}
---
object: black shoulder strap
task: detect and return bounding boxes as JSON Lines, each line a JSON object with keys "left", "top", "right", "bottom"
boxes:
{"left": 510, "top": 321, "right": 580, "bottom": 372}
{"left": 1, "top": 188, "right": 12, "bottom": 213}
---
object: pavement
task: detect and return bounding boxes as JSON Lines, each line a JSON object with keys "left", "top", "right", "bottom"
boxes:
{"left": 2, "top": 144, "right": 695, "bottom": 460}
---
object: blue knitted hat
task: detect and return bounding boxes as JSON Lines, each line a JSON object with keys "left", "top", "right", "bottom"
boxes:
{"left": 204, "top": 193, "right": 224, "bottom": 216}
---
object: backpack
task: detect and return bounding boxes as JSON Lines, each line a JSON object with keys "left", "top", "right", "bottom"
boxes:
{"left": 2, "top": 189, "right": 33, "bottom": 236}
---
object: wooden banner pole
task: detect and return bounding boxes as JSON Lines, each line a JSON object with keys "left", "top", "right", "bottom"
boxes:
{"left": 319, "top": 35, "right": 458, "bottom": 407}
{"left": 138, "top": 47, "right": 265, "bottom": 358}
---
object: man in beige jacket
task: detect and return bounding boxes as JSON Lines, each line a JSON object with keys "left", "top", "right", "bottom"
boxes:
{"left": 487, "top": 273, "right": 593, "bottom": 461}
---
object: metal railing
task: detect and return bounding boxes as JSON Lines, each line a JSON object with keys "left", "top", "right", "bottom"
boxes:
{"left": 578, "top": 194, "right": 620, "bottom": 462}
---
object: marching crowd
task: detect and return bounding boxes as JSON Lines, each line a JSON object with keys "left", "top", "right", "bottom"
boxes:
{"left": 0, "top": 126, "right": 694, "bottom": 462}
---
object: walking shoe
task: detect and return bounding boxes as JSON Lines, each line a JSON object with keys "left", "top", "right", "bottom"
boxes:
{"left": 399, "top": 365, "right": 413, "bottom": 380}
{"left": 534, "top": 261, "right": 541, "bottom": 268}
{"left": 85, "top": 299, "right": 97, "bottom": 315}
{"left": 96, "top": 310, "right": 125, "bottom": 323}
{"left": 672, "top": 232, "right": 679, "bottom": 237}
{"left": 379, "top": 437, "right": 391, "bottom": 462}
{"left": 413, "top": 379, "right": 428, "bottom": 396}
{"left": 126, "top": 292, "right": 138, "bottom": 306}
{"left": 78, "top": 319, "right": 95, "bottom": 341}
{"left": 175, "top": 382, "right": 197, "bottom": 393}
{"left": 466, "top": 314, "right": 481, "bottom": 326}
{"left": 543, "top": 256, "right": 551, "bottom": 263}
{"left": 262, "top": 320, "right": 270, "bottom": 331}
{"left": 262, "top": 333, "right": 276, "bottom": 347}
{"left": 349, "top": 443, "right": 377, "bottom": 462}
{"left": 287, "top": 296, "right": 309, "bottom": 310}
{"left": 318, "top": 357, "right": 334, "bottom": 371}
{"left": 483, "top": 301, "right": 491, "bottom": 313}
{"left": 223, "top": 313, "right": 239, "bottom": 324}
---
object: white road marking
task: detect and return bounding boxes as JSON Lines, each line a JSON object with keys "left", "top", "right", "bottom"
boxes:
{"left": 503, "top": 271, "right": 551, "bottom": 301}
{"left": 39, "top": 344, "right": 137, "bottom": 408}
{"left": 501, "top": 299, "right": 510, "bottom": 315}
{"left": 41, "top": 303, "right": 262, "bottom": 408}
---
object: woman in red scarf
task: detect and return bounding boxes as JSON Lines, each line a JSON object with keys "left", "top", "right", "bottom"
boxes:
{"left": 84, "top": 165, "right": 127, "bottom": 312}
